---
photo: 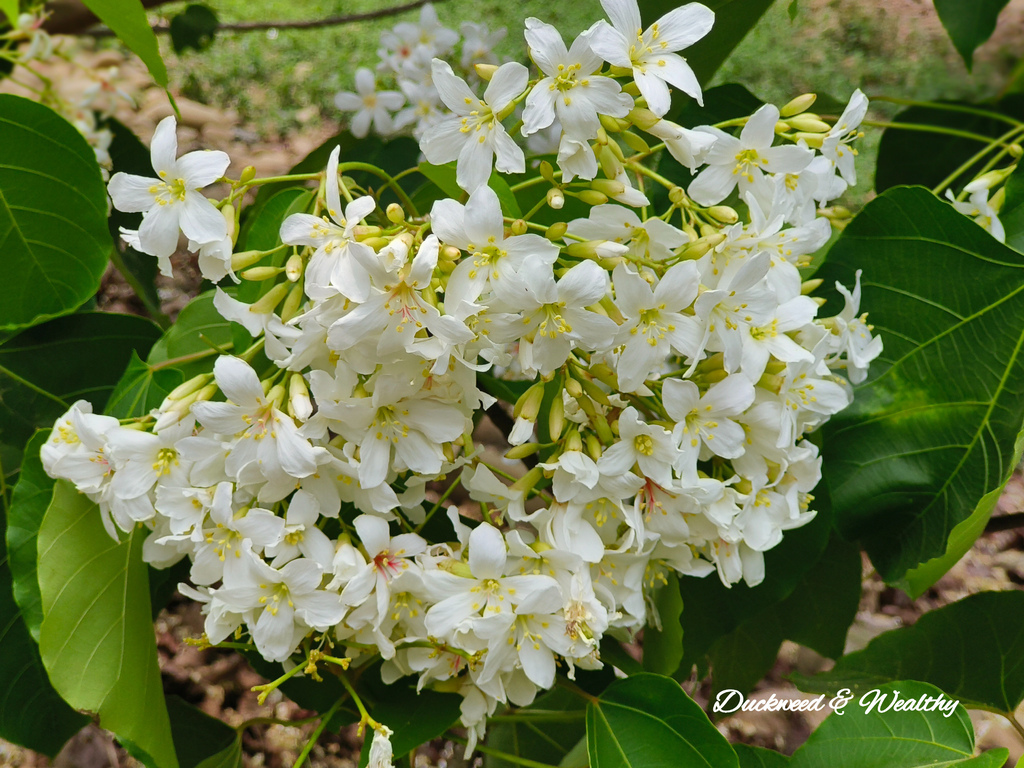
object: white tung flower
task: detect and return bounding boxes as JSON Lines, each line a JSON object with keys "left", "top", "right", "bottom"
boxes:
{"left": 588, "top": 0, "right": 715, "bottom": 115}
{"left": 521, "top": 17, "right": 632, "bottom": 141}
{"left": 107, "top": 115, "right": 229, "bottom": 269}
{"left": 334, "top": 68, "right": 405, "bottom": 138}
{"left": 421, "top": 59, "right": 528, "bottom": 192}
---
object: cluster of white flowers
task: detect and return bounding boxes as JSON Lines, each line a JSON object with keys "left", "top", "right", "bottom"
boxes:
{"left": 45, "top": 0, "right": 882, "bottom": 751}
{"left": 2, "top": 8, "right": 134, "bottom": 179}
{"left": 333, "top": 3, "right": 507, "bottom": 140}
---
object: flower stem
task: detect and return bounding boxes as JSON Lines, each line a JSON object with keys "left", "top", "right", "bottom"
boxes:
{"left": 931, "top": 125, "right": 1024, "bottom": 195}
{"left": 251, "top": 661, "right": 305, "bottom": 705}
{"left": 860, "top": 119, "right": 1015, "bottom": 146}
{"left": 869, "top": 95, "right": 1024, "bottom": 128}
{"left": 338, "top": 672, "right": 381, "bottom": 735}
{"left": 292, "top": 696, "right": 345, "bottom": 768}
{"left": 337, "top": 162, "right": 419, "bottom": 216}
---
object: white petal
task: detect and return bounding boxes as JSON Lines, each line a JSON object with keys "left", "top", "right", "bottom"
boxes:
{"left": 654, "top": 4, "right": 715, "bottom": 50}
{"left": 176, "top": 150, "right": 230, "bottom": 189}
{"left": 468, "top": 522, "right": 507, "bottom": 580}
{"left": 150, "top": 116, "right": 178, "bottom": 174}
{"left": 601, "top": 0, "right": 642, "bottom": 36}
{"left": 179, "top": 192, "right": 227, "bottom": 244}
{"left": 137, "top": 203, "right": 180, "bottom": 259}
{"left": 108, "top": 173, "right": 157, "bottom": 212}
{"left": 484, "top": 62, "right": 529, "bottom": 110}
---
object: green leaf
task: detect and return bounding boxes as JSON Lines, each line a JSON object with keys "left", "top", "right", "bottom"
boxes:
{"left": 999, "top": 159, "right": 1024, "bottom": 253}
{"left": 485, "top": 688, "right": 586, "bottom": 768}
{"left": 874, "top": 99, "right": 1024, "bottom": 193}
{"left": 166, "top": 696, "right": 238, "bottom": 768}
{"left": 418, "top": 162, "right": 462, "bottom": 200}
{"left": 933, "top": 0, "right": 1012, "bottom": 71}
{"left": 705, "top": 535, "right": 861, "bottom": 696}
{"left": 786, "top": 0, "right": 798, "bottom": 20}
{"left": 0, "top": 312, "right": 162, "bottom": 469}
{"left": 38, "top": 481, "right": 178, "bottom": 768}
{"left": 734, "top": 745, "right": 790, "bottom": 768}
{"left": 587, "top": 673, "right": 739, "bottom": 768}
{"left": 817, "top": 186, "right": 1024, "bottom": 587}
{"left": 792, "top": 591, "right": 1024, "bottom": 714}
{"left": 0, "top": 490, "right": 89, "bottom": 756}
{"left": 148, "top": 290, "right": 233, "bottom": 379}
{"left": 0, "top": 95, "right": 111, "bottom": 330}
{"left": 80, "top": 0, "right": 168, "bottom": 86}
{"left": 677, "top": 489, "right": 832, "bottom": 681}
{"left": 194, "top": 738, "right": 242, "bottom": 768}
{"left": 642, "top": 573, "right": 684, "bottom": 676}
{"left": 169, "top": 4, "right": 219, "bottom": 54}
{"left": 106, "top": 351, "right": 182, "bottom": 420}
{"left": 0, "top": 0, "right": 18, "bottom": 25}
{"left": 788, "top": 681, "right": 1005, "bottom": 768}
{"left": 6, "top": 431, "right": 53, "bottom": 639}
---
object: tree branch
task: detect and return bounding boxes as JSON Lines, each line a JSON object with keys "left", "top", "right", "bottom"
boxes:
{"left": 72, "top": 0, "right": 445, "bottom": 38}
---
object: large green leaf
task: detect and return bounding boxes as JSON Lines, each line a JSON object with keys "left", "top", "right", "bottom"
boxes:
{"left": 106, "top": 350, "right": 182, "bottom": 420}
{"left": 793, "top": 590, "right": 1024, "bottom": 714}
{"left": 643, "top": 573, "right": 684, "bottom": 677}
{"left": 818, "top": 185, "right": 1024, "bottom": 587}
{"left": 148, "top": 290, "right": 233, "bottom": 379}
{"left": 80, "top": 0, "right": 168, "bottom": 86}
{"left": 0, "top": 495, "right": 88, "bottom": 756}
{"left": 703, "top": 534, "right": 861, "bottom": 696}
{"left": 486, "top": 688, "right": 586, "bottom": 768}
{"left": 38, "top": 481, "right": 178, "bottom": 768}
{"left": 677, "top": 489, "right": 832, "bottom": 681}
{"left": 587, "top": 673, "right": 738, "bottom": 768}
{"left": 0, "top": 312, "right": 162, "bottom": 471}
{"left": 6, "top": 431, "right": 52, "bottom": 639}
{"left": 194, "top": 738, "right": 242, "bottom": 768}
{"left": 0, "top": 95, "right": 111, "bottom": 330}
{"left": 874, "top": 98, "right": 1024, "bottom": 193}
{"left": 166, "top": 696, "right": 238, "bottom": 768}
{"left": 932, "top": 0, "right": 1012, "bottom": 71}
{"left": 734, "top": 745, "right": 789, "bottom": 768}
{"left": 788, "top": 681, "right": 1007, "bottom": 768}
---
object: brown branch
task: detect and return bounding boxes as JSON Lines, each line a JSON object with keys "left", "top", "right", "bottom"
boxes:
{"left": 76, "top": 0, "right": 444, "bottom": 38}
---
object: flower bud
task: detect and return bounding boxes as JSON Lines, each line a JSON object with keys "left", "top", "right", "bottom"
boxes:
{"left": 577, "top": 189, "right": 609, "bottom": 206}
{"left": 599, "top": 113, "right": 628, "bottom": 133}
{"left": 787, "top": 114, "right": 831, "bottom": 133}
{"left": 1011, "top": 145, "right": 1023, "bottom": 159}
{"left": 590, "top": 178, "right": 626, "bottom": 198}
{"left": 230, "top": 250, "right": 264, "bottom": 271}
{"left": 564, "top": 428, "right": 583, "bottom": 453}
{"left": 386, "top": 203, "right": 405, "bottom": 223}
{"left": 708, "top": 206, "right": 739, "bottom": 224}
{"left": 285, "top": 253, "right": 303, "bottom": 282}
{"left": 774, "top": 120, "right": 791, "bottom": 134}
{"left": 792, "top": 132, "right": 824, "bottom": 149}
{"left": 539, "top": 160, "right": 556, "bottom": 183}
{"left": 565, "top": 376, "right": 583, "bottom": 398}
{"left": 627, "top": 107, "right": 660, "bottom": 130}
{"left": 585, "top": 432, "right": 603, "bottom": 461}
{"left": 668, "top": 186, "right": 688, "bottom": 205}
{"left": 239, "top": 165, "right": 256, "bottom": 184}
{"left": 362, "top": 236, "right": 391, "bottom": 250}
{"left": 505, "top": 443, "right": 543, "bottom": 460}
{"left": 510, "top": 219, "right": 528, "bottom": 236}
{"left": 514, "top": 382, "right": 545, "bottom": 420}
{"left": 250, "top": 281, "right": 290, "bottom": 314}
{"left": 241, "top": 266, "right": 284, "bottom": 281}
{"left": 511, "top": 466, "right": 544, "bottom": 494}
{"left": 166, "top": 372, "right": 212, "bottom": 402}
{"left": 780, "top": 93, "right": 817, "bottom": 118}
{"left": 288, "top": 373, "right": 312, "bottom": 420}
{"left": 580, "top": 377, "right": 611, "bottom": 406}
{"left": 800, "top": 278, "right": 823, "bottom": 295}
{"left": 281, "top": 282, "right": 305, "bottom": 322}
{"left": 620, "top": 131, "right": 650, "bottom": 153}
{"left": 545, "top": 221, "right": 568, "bottom": 241}
{"left": 474, "top": 63, "right": 498, "bottom": 81}
{"left": 548, "top": 393, "right": 565, "bottom": 440}
{"left": 547, "top": 188, "right": 565, "bottom": 209}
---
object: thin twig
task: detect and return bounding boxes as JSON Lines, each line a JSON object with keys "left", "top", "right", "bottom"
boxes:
{"left": 83, "top": 0, "right": 445, "bottom": 38}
